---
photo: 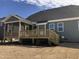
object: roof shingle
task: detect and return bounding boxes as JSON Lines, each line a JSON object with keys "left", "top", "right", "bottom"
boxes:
{"left": 27, "top": 5, "right": 79, "bottom": 22}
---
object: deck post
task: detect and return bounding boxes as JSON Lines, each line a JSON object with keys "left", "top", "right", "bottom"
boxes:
{"left": 48, "top": 39, "right": 52, "bottom": 46}
{"left": 32, "top": 38, "right": 34, "bottom": 45}
{"left": 36, "top": 39, "right": 40, "bottom": 46}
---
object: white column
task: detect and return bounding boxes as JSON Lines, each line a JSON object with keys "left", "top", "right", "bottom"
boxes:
{"left": 37, "top": 25, "right": 39, "bottom": 37}
{"left": 18, "top": 22, "right": 21, "bottom": 39}
{"left": 7, "top": 24, "right": 9, "bottom": 32}
{"left": 44, "top": 24, "right": 46, "bottom": 36}
{"left": 3, "top": 23, "right": 6, "bottom": 43}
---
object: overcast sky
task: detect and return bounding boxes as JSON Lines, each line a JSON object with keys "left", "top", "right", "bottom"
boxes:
{"left": 0, "top": 0, "right": 79, "bottom": 18}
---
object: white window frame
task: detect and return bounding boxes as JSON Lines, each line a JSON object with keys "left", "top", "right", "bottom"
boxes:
{"left": 78, "top": 21, "right": 79, "bottom": 30}
{"left": 57, "top": 22, "right": 64, "bottom": 32}
{"left": 49, "top": 23, "right": 55, "bottom": 30}
{"left": 25, "top": 25, "right": 27, "bottom": 30}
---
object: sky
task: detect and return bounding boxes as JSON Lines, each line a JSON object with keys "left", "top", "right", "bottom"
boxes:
{"left": 0, "top": 0, "right": 79, "bottom": 18}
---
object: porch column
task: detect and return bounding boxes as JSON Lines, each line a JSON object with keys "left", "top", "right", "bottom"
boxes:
{"left": 11, "top": 23, "right": 13, "bottom": 36}
{"left": 44, "top": 24, "right": 46, "bottom": 36}
{"left": 3, "top": 23, "right": 6, "bottom": 43}
{"left": 37, "top": 25, "right": 39, "bottom": 37}
{"left": 18, "top": 22, "right": 21, "bottom": 39}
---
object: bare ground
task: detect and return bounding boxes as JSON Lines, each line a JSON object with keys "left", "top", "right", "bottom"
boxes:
{"left": 0, "top": 43, "right": 79, "bottom": 59}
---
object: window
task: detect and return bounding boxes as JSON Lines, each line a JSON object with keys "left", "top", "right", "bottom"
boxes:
{"left": 49, "top": 23, "right": 55, "bottom": 30}
{"left": 57, "top": 22, "right": 64, "bottom": 32}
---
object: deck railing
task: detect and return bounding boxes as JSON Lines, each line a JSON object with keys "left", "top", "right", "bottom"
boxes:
{"left": 5, "top": 29, "right": 59, "bottom": 40}
{"left": 5, "top": 31, "right": 18, "bottom": 38}
{"left": 20, "top": 29, "right": 59, "bottom": 38}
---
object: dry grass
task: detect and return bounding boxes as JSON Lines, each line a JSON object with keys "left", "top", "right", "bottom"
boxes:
{"left": 0, "top": 43, "right": 79, "bottom": 59}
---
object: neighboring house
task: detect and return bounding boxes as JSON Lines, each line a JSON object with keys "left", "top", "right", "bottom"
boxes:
{"left": 27, "top": 5, "right": 79, "bottom": 43}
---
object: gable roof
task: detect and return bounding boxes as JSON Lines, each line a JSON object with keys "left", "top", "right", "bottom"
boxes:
{"left": 1, "top": 15, "right": 32, "bottom": 24}
{"left": 1, "top": 15, "right": 24, "bottom": 22}
{"left": 27, "top": 5, "right": 79, "bottom": 22}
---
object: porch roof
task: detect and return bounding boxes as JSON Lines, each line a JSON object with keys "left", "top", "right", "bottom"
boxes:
{"left": 1, "top": 15, "right": 32, "bottom": 25}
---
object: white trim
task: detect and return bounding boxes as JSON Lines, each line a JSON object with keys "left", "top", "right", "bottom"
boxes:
{"left": 48, "top": 17, "right": 79, "bottom": 22}
{"left": 25, "top": 25, "right": 28, "bottom": 30}
{"left": 49, "top": 23, "right": 55, "bottom": 30}
{"left": 1, "top": 15, "right": 32, "bottom": 24}
{"left": 4, "top": 20, "right": 32, "bottom": 24}
{"left": 1, "top": 15, "right": 24, "bottom": 22}
{"left": 7, "top": 24, "right": 9, "bottom": 32}
{"left": 4, "top": 21, "right": 20, "bottom": 23}
{"left": 57, "top": 22, "right": 64, "bottom": 32}
{"left": 78, "top": 21, "right": 79, "bottom": 30}
{"left": 36, "top": 23, "right": 47, "bottom": 25}
{"left": 32, "top": 22, "right": 37, "bottom": 24}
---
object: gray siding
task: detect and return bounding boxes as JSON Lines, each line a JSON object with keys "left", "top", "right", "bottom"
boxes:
{"left": 48, "top": 20, "right": 79, "bottom": 42}
{"left": 63, "top": 20, "right": 79, "bottom": 42}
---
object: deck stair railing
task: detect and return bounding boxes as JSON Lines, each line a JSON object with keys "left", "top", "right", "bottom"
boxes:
{"left": 48, "top": 30, "right": 60, "bottom": 44}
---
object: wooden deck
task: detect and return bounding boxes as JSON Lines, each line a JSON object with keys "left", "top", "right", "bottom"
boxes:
{"left": 5, "top": 29, "right": 58, "bottom": 39}
{"left": 5, "top": 29, "right": 60, "bottom": 45}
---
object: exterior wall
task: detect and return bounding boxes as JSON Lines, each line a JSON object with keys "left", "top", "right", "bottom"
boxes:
{"left": 63, "top": 20, "right": 79, "bottom": 42}
{"left": 47, "top": 19, "right": 79, "bottom": 42}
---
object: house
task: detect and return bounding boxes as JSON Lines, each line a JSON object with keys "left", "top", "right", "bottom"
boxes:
{"left": 27, "top": 5, "right": 79, "bottom": 43}
{"left": 0, "top": 15, "right": 59, "bottom": 45}
{"left": 2, "top": 5, "right": 79, "bottom": 45}
{"left": 0, "top": 15, "right": 32, "bottom": 42}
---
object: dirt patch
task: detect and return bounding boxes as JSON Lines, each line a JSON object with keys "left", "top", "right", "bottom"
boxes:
{"left": 0, "top": 43, "right": 79, "bottom": 59}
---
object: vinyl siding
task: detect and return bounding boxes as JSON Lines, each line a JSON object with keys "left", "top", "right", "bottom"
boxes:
{"left": 63, "top": 20, "right": 79, "bottom": 42}
{"left": 48, "top": 19, "right": 79, "bottom": 42}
